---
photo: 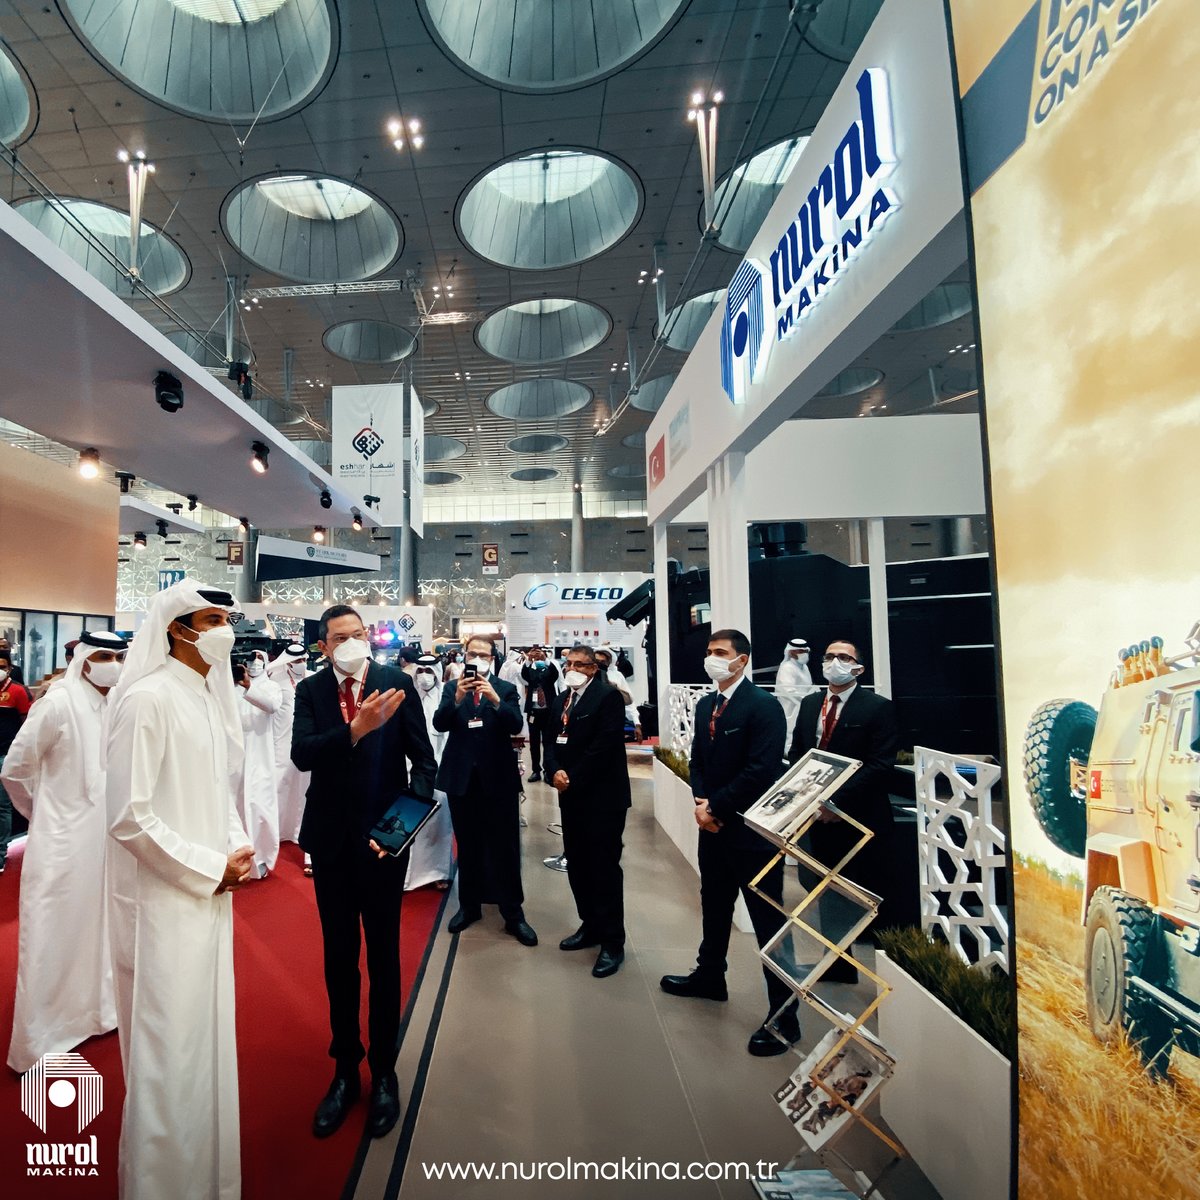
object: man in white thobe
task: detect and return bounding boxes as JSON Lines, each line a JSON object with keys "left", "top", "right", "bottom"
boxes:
{"left": 776, "top": 637, "right": 817, "bottom": 742}
{"left": 405, "top": 655, "right": 454, "bottom": 890}
{"left": 1, "top": 630, "right": 127, "bottom": 1072}
{"left": 238, "top": 650, "right": 282, "bottom": 880}
{"left": 268, "top": 644, "right": 312, "bottom": 872}
{"left": 105, "top": 580, "right": 253, "bottom": 1200}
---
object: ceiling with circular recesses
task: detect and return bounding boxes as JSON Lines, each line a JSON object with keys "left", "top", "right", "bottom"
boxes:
{"left": 712, "top": 135, "right": 809, "bottom": 253}
{"left": 418, "top": 0, "right": 690, "bottom": 93}
{"left": 621, "top": 431, "right": 647, "bottom": 450}
{"left": 323, "top": 321, "right": 417, "bottom": 364}
{"left": 425, "top": 435, "right": 467, "bottom": 462}
{"left": 476, "top": 298, "right": 611, "bottom": 364}
{"left": 510, "top": 467, "right": 559, "bottom": 483}
{"left": 662, "top": 290, "right": 723, "bottom": 352}
{"left": 607, "top": 462, "right": 646, "bottom": 479}
{"left": 0, "top": 41, "right": 35, "bottom": 146}
{"left": 18, "top": 198, "right": 189, "bottom": 296}
{"left": 892, "top": 283, "right": 972, "bottom": 332}
{"left": 458, "top": 149, "right": 640, "bottom": 271}
{"left": 167, "top": 329, "right": 250, "bottom": 370}
{"left": 630, "top": 375, "right": 676, "bottom": 414}
{"left": 60, "top": 0, "right": 338, "bottom": 123}
{"left": 486, "top": 379, "right": 591, "bottom": 422}
{"left": 817, "top": 368, "right": 884, "bottom": 397}
{"left": 425, "top": 471, "right": 462, "bottom": 487}
{"left": 223, "top": 174, "right": 402, "bottom": 283}
{"left": 508, "top": 433, "right": 569, "bottom": 455}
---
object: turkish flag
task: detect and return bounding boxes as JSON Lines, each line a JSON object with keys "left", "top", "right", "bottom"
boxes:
{"left": 648, "top": 436, "right": 666, "bottom": 491}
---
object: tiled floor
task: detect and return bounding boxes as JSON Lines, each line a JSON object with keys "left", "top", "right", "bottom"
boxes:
{"left": 353, "top": 760, "right": 941, "bottom": 1200}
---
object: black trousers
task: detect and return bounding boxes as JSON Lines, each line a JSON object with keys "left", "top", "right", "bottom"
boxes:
{"left": 311, "top": 841, "right": 407, "bottom": 1079}
{"left": 526, "top": 710, "right": 552, "bottom": 773}
{"left": 696, "top": 832, "right": 792, "bottom": 1014}
{"left": 447, "top": 771, "right": 524, "bottom": 921}
{"left": 560, "top": 795, "right": 626, "bottom": 949}
{"left": 808, "top": 813, "right": 895, "bottom": 931}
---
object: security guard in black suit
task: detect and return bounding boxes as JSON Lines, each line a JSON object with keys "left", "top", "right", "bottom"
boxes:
{"left": 545, "top": 644, "right": 631, "bottom": 978}
{"left": 433, "top": 634, "right": 537, "bottom": 947}
{"left": 292, "top": 605, "right": 437, "bottom": 1140}
{"left": 660, "top": 629, "right": 797, "bottom": 1057}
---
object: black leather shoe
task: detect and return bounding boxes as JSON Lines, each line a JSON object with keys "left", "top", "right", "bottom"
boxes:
{"left": 448, "top": 908, "right": 481, "bottom": 934}
{"left": 821, "top": 959, "right": 860, "bottom": 985}
{"left": 559, "top": 927, "right": 600, "bottom": 951}
{"left": 529, "top": 771, "right": 542, "bottom": 782}
{"left": 504, "top": 919, "right": 538, "bottom": 946}
{"left": 366, "top": 1072, "right": 401, "bottom": 1139}
{"left": 592, "top": 947, "right": 624, "bottom": 978}
{"left": 659, "top": 972, "right": 728, "bottom": 1001}
{"left": 312, "top": 1072, "right": 359, "bottom": 1138}
{"left": 748, "top": 1015, "right": 801, "bottom": 1057}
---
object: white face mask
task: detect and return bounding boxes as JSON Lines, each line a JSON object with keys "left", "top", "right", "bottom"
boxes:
{"left": 703, "top": 654, "right": 743, "bottom": 683}
{"left": 416, "top": 670, "right": 438, "bottom": 691}
{"left": 247, "top": 659, "right": 265, "bottom": 677}
{"left": 822, "top": 658, "right": 859, "bottom": 687}
{"left": 333, "top": 637, "right": 370, "bottom": 673}
{"left": 178, "top": 623, "right": 235, "bottom": 667}
{"left": 466, "top": 655, "right": 492, "bottom": 676}
{"left": 288, "top": 661, "right": 307, "bottom": 679}
{"left": 86, "top": 659, "right": 123, "bottom": 688}
{"left": 793, "top": 652, "right": 809, "bottom": 665}
{"left": 0, "top": 668, "right": 8, "bottom": 684}
{"left": 564, "top": 669, "right": 588, "bottom": 690}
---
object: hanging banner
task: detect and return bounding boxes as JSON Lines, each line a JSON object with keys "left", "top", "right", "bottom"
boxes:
{"left": 481, "top": 543, "right": 499, "bottom": 575}
{"left": 407, "top": 381, "right": 424, "bottom": 539}
{"left": 226, "top": 542, "right": 245, "bottom": 575}
{"left": 947, "top": 2, "right": 1197, "bottom": 1197}
{"left": 332, "top": 384, "right": 405, "bottom": 526}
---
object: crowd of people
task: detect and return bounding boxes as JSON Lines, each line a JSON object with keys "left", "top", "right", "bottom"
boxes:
{"left": 0, "top": 578, "right": 899, "bottom": 1200}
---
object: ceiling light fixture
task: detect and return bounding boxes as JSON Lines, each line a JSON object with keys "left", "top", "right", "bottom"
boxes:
{"left": 154, "top": 370, "right": 184, "bottom": 413}
{"left": 77, "top": 447, "right": 100, "bottom": 479}
{"left": 238, "top": 516, "right": 250, "bottom": 532}
{"left": 351, "top": 509, "right": 363, "bottom": 532}
{"left": 116, "top": 471, "right": 136, "bottom": 494}
{"left": 187, "top": 494, "right": 198, "bottom": 512}
{"left": 319, "top": 489, "right": 332, "bottom": 510}
{"left": 155, "top": 518, "right": 169, "bottom": 538}
{"left": 313, "top": 525, "right": 325, "bottom": 543}
{"left": 133, "top": 531, "right": 147, "bottom": 550}
{"left": 250, "top": 442, "right": 269, "bottom": 473}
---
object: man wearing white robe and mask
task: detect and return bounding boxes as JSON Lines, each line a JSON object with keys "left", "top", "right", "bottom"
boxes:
{"left": 268, "top": 644, "right": 312, "bottom": 874}
{"left": 237, "top": 649, "right": 283, "bottom": 880}
{"left": 405, "top": 655, "right": 454, "bottom": 891}
{"left": 776, "top": 638, "right": 816, "bottom": 742}
{"left": 105, "top": 580, "right": 253, "bottom": 1200}
{"left": 2, "top": 630, "right": 127, "bottom": 1072}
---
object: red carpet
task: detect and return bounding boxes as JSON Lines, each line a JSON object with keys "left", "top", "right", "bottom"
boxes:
{"left": 0, "top": 840, "right": 444, "bottom": 1198}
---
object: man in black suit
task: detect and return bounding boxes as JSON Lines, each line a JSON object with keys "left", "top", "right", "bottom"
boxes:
{"left": 433, "top": 634, "right": 537, "bottom": 947}
{"left": 788, "top": 639, "right": 900, "bottom": 978}
{"left": 545, "top": 644, "right": 631, "bottom": 979}
{"left": 660, "top": 629, "right": 797, "bottom": 1057}
{"left": 292, "top": 605, "right": 437, "bottom": 1140}
{"left": 520, "top": 646, "right": 559, "bottom": 782}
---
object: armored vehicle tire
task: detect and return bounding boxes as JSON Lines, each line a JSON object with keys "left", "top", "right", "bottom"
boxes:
{"left": 1023, "top": 698, "right": 1096, "bottom": 858}
{"left": 1085, "top": 886, "right": 1173, "bottom": 1073}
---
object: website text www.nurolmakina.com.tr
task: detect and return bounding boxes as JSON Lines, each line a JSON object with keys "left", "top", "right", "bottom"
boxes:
{"left": 420, "top": 1157, "right": 780, "bottom": 1184}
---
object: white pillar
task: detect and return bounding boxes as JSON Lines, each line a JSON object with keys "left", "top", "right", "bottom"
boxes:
{"left": 866, "top": 516, "right": 892, "bottom": 698}
{"left": 653, "top": 520, "right": 672, "bottom": 741}
{"left": 705, "top": 451, "right": 750, "bottom": 636}
{"left": 397, "top": 492, "right": 415, "bottom": 605}
{"left": 570, "top": 489, "right": 584, "bottom": 572}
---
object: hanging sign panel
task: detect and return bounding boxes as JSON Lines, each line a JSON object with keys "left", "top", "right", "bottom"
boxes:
{"left": 407, "top": 381, "right": 424, "bottom": 539}
{"left": 332, "top": 384, "right": 405, "bottom": 526}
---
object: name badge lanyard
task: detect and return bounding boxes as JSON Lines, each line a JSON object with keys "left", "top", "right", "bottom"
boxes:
{"left": 557, "top": 693, "right": 575, "bottom": 744}
{"left": 338, "top": 674, "right": 365, "bottom": 725}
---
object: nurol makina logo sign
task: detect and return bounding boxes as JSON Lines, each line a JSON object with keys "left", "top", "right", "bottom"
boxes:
{"left": 721, "top": 68, "right": 899, "bottom": 405}
{"left": 21, "top": 1052, "right": 103, "bottom": 1177}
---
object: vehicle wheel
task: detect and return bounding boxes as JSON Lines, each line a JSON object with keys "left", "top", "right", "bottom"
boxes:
{"left": 1085, "top": 886, "right": 1173, "bottom": 1073}
{"left": 1023, "top": 698, "right": 1096, "bottom": 858}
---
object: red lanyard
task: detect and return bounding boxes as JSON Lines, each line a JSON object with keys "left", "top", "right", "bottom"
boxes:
{"left": 560, "top": 692, "right": 575, "bottom": 731}
{"left": 338, "top": 674, "right": 363, "bottom": 725}
{"left": 708, "top": 695, "right": 729, "bottom": 739}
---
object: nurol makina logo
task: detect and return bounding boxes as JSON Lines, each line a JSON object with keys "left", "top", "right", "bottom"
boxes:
{"left": 721, "top": 68, "right": 899, "bottom": 404}
{"left": 21, "top": 1052, "right": 103, "bottom": 1177}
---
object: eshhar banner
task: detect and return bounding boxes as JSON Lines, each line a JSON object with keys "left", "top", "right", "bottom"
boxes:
{"left": 946, "top": 0, "right": 1200, "bottom": 1195}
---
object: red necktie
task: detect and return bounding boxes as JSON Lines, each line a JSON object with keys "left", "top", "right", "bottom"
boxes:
{"left": 341, "top": 676, "right": 359, "bottom": 723}
{"left": 819, "top": 694, "right": 840, "bottom": 749}
{"left": 708, "top": 696, "right": 728, "bottom": 740}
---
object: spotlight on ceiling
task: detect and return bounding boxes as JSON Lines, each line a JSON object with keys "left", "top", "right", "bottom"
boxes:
{"left": 133, "top": 531, "right": 147, "bottom": 550}
{"left": 116, "top": 471, "right": 136, "bottom": 494}
{"left": 319, "top": 489, "right": 332, "bottom": 510}
{"left": 154, "top": 371, "right": 184, "bottom": 414}
{"left": 250, "top": 442, "right": 269, "bottom": 474}
{"left": 363, "top": 494, "right": 380, "bottom": 510}
{"left": 77, "top": 448, "right": 100, "bottom": 479}
{"left": 313, "top": 525, "right": 325, "bottom": 543}
{"left": 351, "top": 509, "right": 363, "bottom": 532}
{"left": 238, "top": 516, "right": 250, "bottom": 532}
{"left": 187, "top": 494, "right": 198, "bottom": 512}
{"left": 155, "top": 519, "right": 169, "bottom": 538}
{"left": 165, "top": 502, "right": 182, "bottom": 515}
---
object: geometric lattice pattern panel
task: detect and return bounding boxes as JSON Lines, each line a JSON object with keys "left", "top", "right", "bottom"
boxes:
{"left": 914, "top": 746, "right": 1009, "bottom": 973}
{"left": 665, "top": 683, "right": 714, "bottom": 753}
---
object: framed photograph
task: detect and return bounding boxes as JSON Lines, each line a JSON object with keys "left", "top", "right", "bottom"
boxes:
{"left": 777, "top": 1030, "right": 891, "bottom": 1152}
{"left": 743, "top": 749, "right": 861, "bottom": 847}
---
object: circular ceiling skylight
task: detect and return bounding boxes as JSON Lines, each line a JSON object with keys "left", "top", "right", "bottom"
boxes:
{"left": 477, "top": 298, "right": 611, "bottom": 364}
{"left": 418, "top": 0, "right": 689, "bottom": 93}
{"left": 510, "top": 467, "right": 559, "bottom": 483}
{"left": 630, "top": 374, "right": 676, "bottom": 414}
{"left": 892, "top": 284, "right": 973, "bottom": 332}
{"left": 621, "top": 431, "right": 646, "bottom": 450}
{"left": 607, "top": 462, "right": 646, "bottom": 479}
{"left": 508, "top": 433, "right": 569, "bottom": 454}
{"left": 661, "top": 290, "right": 723, "bottom": 352}
{"left": 223, "top": 173, "right": 402, "bottom": 283}
{"left": 323, "top": 321, "right": 416, "bottom": 364}
{"left": 167, "top": 329, "right": 250, "bottom": 370}
{"left": 425, "top": 471, "right": 462, "bottom": 486}
{"left": 425, "top": 435, "right": 467, "bottom": 462}
{"left": 459, "top": 149, "right": 641, "bottom": 271}
{"left": 61, "top": 0, "right": 337, "bottom": 123}
{"left": 486, "top": 379, "right": 591, "bottom": 421}
{"left": 804, "top": 0, "right": 885, "bottom": 63}
{"left": 816, "top": 368, "right": 884, "bottom": 397}
{"left": 0, "top": 41, "right": 35, "bottom": 146}
{"left": 17, "top": 198, "right": 189, "bottom": 296}
{"left": 712, "top": 136, "right": 810, "bottom": 253}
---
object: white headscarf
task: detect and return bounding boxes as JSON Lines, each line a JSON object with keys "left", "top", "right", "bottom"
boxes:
{"left": 267, "top": 643, "right": 307, "bottom": 684}
{"left": 104, "top": 578, "right": 243, "bottom": 769}
{"left": 61, "top": 632, "right": 128, "bottom": 805}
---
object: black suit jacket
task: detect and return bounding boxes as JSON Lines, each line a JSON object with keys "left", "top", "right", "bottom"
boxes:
{"left": 432, "top": 675, "right": 523, "bottom": 795}
{"left": 787, "top": 687, "right": 899, "bottom": 834}
{"left": 520, "top": 661, "right": 559, "bottom": 715}
{"left": 291, "top": 663, "right": 437, "bottom": 857}
{"left": 690, "top": 681, "right": 786, "bottom": 851}
{"left": 543, "top": 677, "right": 631, "bottom": 808}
